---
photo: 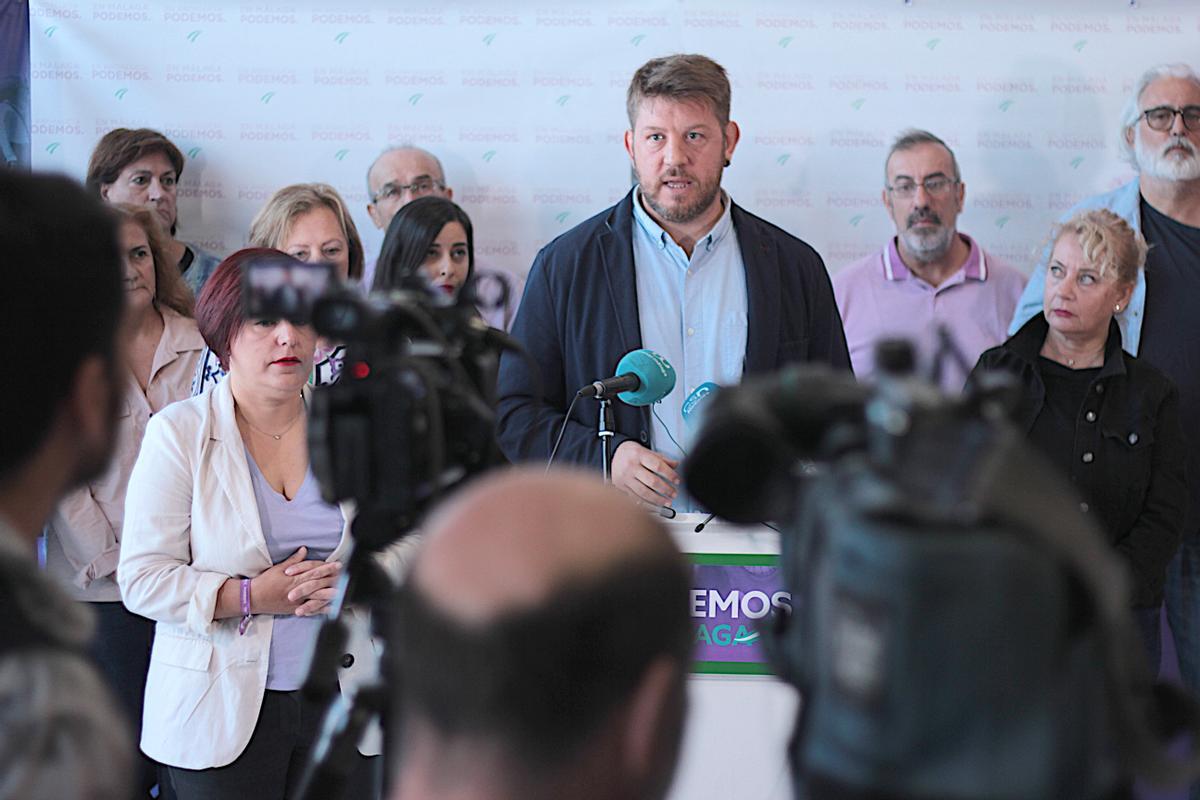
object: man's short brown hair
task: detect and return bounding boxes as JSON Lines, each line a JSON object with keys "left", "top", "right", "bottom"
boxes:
{"left": 626, "top": 54, "right": 731, "bottom": 129}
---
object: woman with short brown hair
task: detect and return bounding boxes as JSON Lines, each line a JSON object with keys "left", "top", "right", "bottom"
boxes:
{"left": 87, "top": 127, "right": 222, "bottom": 293}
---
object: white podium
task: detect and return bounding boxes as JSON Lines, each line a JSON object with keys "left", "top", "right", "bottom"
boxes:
{"left": 664, "top": 513, "right": 798, "bottom": 800}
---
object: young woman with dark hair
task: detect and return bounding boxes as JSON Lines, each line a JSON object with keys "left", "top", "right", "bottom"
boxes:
{"left": 372, "top": 195, "right": 475, "bottom": 299}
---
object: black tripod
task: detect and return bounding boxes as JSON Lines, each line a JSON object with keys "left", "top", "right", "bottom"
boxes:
{"left": 294, "top": 509, "right": 404, "bottom": 800}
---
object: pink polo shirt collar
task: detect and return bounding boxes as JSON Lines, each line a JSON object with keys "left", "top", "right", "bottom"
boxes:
{"left": 883, "top": 234, "right": 987, "bottom": 284}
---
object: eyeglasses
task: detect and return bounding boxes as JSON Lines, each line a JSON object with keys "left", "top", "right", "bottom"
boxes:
{"left": 371, "top": 177, "right": 444, "bottom": 204}
{"left": 1142, "top": 105, "right": 1200, "bottom": 132}
{"left": 885, "top": 175, "right": 958, "bottom": 199}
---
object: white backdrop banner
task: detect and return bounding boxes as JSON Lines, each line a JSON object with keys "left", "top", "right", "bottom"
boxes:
{"left": 28, "top": 0, "right": 1200, "bottom": 281}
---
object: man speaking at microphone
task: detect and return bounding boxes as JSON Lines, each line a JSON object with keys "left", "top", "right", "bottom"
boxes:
{"left": 496, "top": 54, "right": 850, "bottom": 509}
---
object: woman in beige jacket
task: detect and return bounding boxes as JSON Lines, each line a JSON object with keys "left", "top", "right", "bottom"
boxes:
{"left": 44, "top": 202, "right": 204, "bottom": 796}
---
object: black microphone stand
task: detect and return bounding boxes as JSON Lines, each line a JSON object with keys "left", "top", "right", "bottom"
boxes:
{"left": 597, "top": 396, "right": 615, "bottom": 483}
{"left": 294, "top": 509, "right": 399, "bottom": 800}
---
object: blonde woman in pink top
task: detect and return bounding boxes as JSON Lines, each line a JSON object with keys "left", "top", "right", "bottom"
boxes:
{"left": 44, "top": 202, "right": 205, "bottom": 797}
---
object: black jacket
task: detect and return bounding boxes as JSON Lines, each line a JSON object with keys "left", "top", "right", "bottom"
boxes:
{"left": 495, "top": 190, "right": 851, "bottom": 467}
{"left": 970, "top": 314, "right": 1186, "bottom": 607}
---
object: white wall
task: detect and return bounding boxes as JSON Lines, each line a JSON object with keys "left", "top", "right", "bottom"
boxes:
{"left": 29, "top": 0, "right": 1200, "bottom": 279}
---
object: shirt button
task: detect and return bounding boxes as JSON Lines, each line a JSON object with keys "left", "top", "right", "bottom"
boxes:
{"left": 1095, "top": 383, "right": 1104, "bottom": 394}
{"left": 1084, "top": 410, "right": 1096, "bottom": 423}
{"left": 340, "top": 653, "right": 355, "bottom": 669}
{"left": 687, "top": 327, "right": 695, "bottom": 336}
{"left": 1080, "top": 502, "right": 1089, "bottom": 513}
{"left": 686, "top": 269, "right": 693, "bottom": 276}
{"left": 1082, "top": 452, "right": 1094, "bottom": 463}
{"left": 639, "top": 430, "right": 649, "bottom": 443}
{"left": 1128, "top": 432, "right": 1139, "bottom": 445}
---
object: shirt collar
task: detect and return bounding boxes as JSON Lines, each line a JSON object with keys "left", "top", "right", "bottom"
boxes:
{"left": 883, "top": 233, "right": 986, "bottom": 283}
{"left": 632, "top": 186, "right": 733, "bottom": 254}
{"left": 1008, "top": 313, "right": 1127, "bottom": 380}
{"left": 160, "top": 307, "right": 206, "bottom": 357}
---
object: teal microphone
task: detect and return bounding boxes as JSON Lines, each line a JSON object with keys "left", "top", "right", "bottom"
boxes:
{"left": 576, "top": 349, "right": 676, "bottom": 406}
{"left": 682, "top": 381, "right": 721, "bottom": 428}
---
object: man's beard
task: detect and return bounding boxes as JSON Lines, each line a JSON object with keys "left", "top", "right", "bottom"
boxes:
{"left": 1135, "top": 129, "right": 1200, "bottom": 181}
{"left": 639, "top": 168, "right": 723, "bottom": 225}
{"left": 69, "top": 364, "right": 122, "bottom": 488}
{"left": 899, "top": 208, "right": 956, "bottom": 263}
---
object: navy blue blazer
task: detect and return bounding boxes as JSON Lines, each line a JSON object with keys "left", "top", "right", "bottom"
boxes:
{"left": 495, "top": 190, "right": 852, "bottom": 468}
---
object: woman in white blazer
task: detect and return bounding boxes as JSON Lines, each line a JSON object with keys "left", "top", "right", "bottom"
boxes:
{"left": 118, "top": 248, "right": 400, "bottom": 799}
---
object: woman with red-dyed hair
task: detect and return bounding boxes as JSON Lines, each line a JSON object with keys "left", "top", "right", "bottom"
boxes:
{"left": 117, "top": 249, "right": 406, "bottom": 799}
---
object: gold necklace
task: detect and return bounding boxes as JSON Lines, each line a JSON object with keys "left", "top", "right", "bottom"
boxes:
{"left": 237, "top": 402, "right": 304, "bottom": 441}
{"left": 1046, "top": 341, "right": 1104, "bottom": 369}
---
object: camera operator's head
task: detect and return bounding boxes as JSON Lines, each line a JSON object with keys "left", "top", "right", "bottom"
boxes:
{"left": 0, "top": 170, "right": 124, "bottom": 538}
{"left": 0, "top": 170, "right": 131, "bottom": 800}
{"left": 388, "top": 468, "right": 692, "bottom": 800}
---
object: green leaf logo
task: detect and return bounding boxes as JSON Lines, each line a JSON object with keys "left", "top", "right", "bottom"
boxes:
{"left": 1073, "top": 39, "right": 1087, "bottom": 52}
{"left": 482, "top": 150, "right": 497, "bottom": 162}
{"left": 631, "top": 34, "right": 646, "bottom": 46}
{"left": 44, "top": 26, "right": 57, "bottom": 38}
{"left": 260, "top": 91, "right": 276, "bottom": 104}
{"left": 1070, "top": 156, "right": 1084, "bottom": 169}
{"left": 555, "top": 211, "right": 570, "bottom": 224}
{"left": 999, "top": 99, "right": 1014, "bottom": 112}
{"left": 850, "top": 98, "right": 866, "bottom": 110}
{"left": 408, "top": 93, "right": 423, "bottom": 106}
{"left": 114, "top": 88, "right": 128, "bottom": 100}
{"left": 335, "top": 149, "right": 350, "bottom": 161}
{"left": 187, "top": 146, "right": 202, "bottom": 159}
{"left": 334, "top": 32, "right": 350, "bottom": 44}
{"left": 555, "top": 95, "right": 570, "bottom": 107}
{"left": 926, "top": 38, "right": 940, "bottom": 50}
{"left": 45, "top": 142, "right": 61, "bottom": 154}
{"left": 482, "top": 33, "right": 497, "bottom": 45}
{"left": 776, "top": 153, "right": 791, "bottom": 166}
{"left": 778, "top": 36, "right": 793, "bottom": 48}
{"left": 850, "top": 214, "right": 864, "bottom": 227}
{"left": 996, "top": 216, "right": 1011, "bottom": 228}
{"left": 186, "top": 30, "right": 202, "bottom": 43}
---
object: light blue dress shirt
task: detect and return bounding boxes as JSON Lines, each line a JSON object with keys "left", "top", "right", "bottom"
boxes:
{"left": 632, "top": 188, "right": 748, "bottom": 511}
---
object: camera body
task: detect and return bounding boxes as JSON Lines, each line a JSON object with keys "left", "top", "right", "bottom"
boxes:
{"left": 244, "top": 254, "right": 502, "bottom": 550}
{"left": 683, "top": 343, "right": 1196, "bottom": 799}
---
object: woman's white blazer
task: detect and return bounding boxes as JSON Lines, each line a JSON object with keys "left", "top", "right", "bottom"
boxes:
{"left": 118, "top": 378, "right": 414, "bottom": 769}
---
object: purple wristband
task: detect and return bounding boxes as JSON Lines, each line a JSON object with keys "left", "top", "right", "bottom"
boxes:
{"left": 238, "top": 578, "right": 252, "bottom": 635}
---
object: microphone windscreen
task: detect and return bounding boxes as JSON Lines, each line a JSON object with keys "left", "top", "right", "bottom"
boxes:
{"left": 615, "top": 349, "right": 676, "bottom": 406}
{"left": 682, "top": 381, "right": 721, "bottom": 428}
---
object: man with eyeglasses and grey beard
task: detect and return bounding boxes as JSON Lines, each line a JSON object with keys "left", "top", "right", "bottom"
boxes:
{"left": 1009, "top": 65, "right": 1200, "bottom": 778}
{"left": 833, "top": 129, "right": 1027, "bottom": 392}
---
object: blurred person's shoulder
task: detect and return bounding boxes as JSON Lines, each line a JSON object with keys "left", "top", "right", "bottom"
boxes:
{"left": 0, "top": 519, "right": 132, "bottom": 800}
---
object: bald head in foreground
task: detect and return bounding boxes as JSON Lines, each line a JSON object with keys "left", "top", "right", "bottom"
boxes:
{"left": 387, "top": 469, "right": 692, "bottom": 800}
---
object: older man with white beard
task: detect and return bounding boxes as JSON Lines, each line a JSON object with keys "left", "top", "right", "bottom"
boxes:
{"left": 833, "top": 129, "right": 1026, "bottom": 392}
{"left": 1010, "top": 62, "right": 1200, "bottom": 755}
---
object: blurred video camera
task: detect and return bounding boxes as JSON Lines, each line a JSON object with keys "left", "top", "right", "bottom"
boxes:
{"left": 244, "top": 252, "right": 506, "bottom": 551}
{"left": 683, "top": 341, "right": 1200, "bottom": 800}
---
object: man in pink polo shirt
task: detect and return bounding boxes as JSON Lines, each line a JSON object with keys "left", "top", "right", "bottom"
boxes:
{"left": 833, "top": 129, "right": 1027, "bottom": 392}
